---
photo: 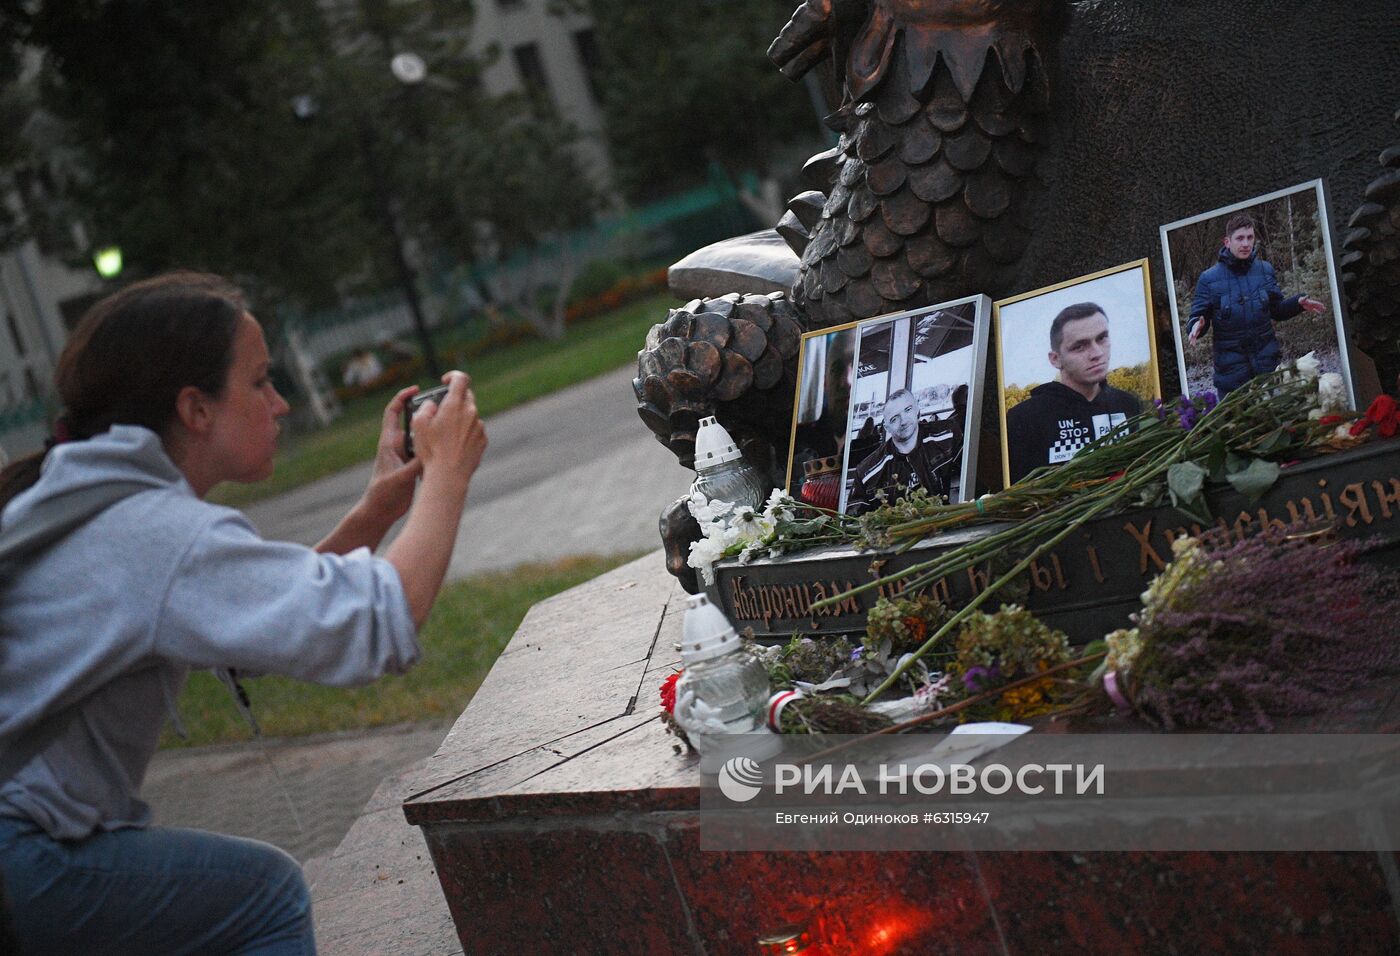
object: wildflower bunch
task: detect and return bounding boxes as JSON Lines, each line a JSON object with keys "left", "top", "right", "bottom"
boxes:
{"left": 863, "top": 594, "right": 953, "bottom": 657}
{"left": 774, "top": 695, "right": 895, "bottom": 736}
{"left": 774, "top": 635, "right": 855, "bottom": 685}
{"left": 948, "top": 605, "right": 1072, "bottom": 721}
{"left": 760, "top": 611, "right": 948, "bottom": 700}
{"left": 1119, "top": 529, "right": 1400, "bottom": 732}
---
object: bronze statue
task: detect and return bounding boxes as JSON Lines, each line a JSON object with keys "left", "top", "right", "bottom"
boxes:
{"left": 769, "top": 0, "right": 1063, "bottom": 328}
{"left": 1342, "top": 109, "right": 1400, "bottom": 390}
{"left": 637, "top": 0, "right": 1400, "bottom": 590}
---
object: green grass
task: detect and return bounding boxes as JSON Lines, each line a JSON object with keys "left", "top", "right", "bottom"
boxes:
{"left": 209, "top": 293, "right": 673, "bottom": 507}
{"left": 160, "top": 552, "right": 646, "bottom": 748}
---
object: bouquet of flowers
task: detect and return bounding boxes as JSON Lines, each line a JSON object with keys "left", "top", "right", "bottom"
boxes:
{"left": 947, "top": 605, "right": 1073, "bottom": 723}
{"left": 812, "top": 355, "right": 1375, "bottom": 701}
{"left": 685, "top": 489, "right": 862, "bottom": 586}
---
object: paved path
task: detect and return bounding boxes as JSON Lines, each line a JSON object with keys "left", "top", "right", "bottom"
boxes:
{"left": 243, "top": 364, "right": 689, "bottom": 580}
{"left": 146, "top": 364, "right": 689, "bottom": 868}
{"left": 143, "top": 721, "right": 453, "bottom": 862}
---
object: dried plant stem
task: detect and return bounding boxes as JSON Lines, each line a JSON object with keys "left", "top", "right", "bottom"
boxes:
{"left": 860, "top": 471, "right": 1154, "bottom": 703}
{"left": 804, "top": 651, "right": 1107, "bottom": 763}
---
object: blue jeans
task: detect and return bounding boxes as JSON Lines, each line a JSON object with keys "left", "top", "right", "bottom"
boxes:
{"left": 0, "top": 815, "right": 315, "bottom": 954}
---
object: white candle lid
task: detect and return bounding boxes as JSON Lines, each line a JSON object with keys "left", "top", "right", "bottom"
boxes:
{"left": 680, "top": 592, "right": 742, "bottom": 663}
{"left": 694, "top": 416, "right": 743, "bottom": 468}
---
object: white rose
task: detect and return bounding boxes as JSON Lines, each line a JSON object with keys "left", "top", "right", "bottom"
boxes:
{"left": 686, "top": 536, "right": 726, "bottom": 585}
{"left": 1296, "top": 352, "right": 1321, "bottom": 380}
{"left": 1317, "top": 372, "right": 1346, "bottom": 413}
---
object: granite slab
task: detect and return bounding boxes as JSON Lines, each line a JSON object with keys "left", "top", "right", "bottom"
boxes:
{"left": 403, "top": 550, "right": 1400, "bottom": 955}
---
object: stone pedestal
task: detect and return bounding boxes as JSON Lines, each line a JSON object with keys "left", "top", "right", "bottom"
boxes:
{"left": 403, "top": 553, "right": 1400, "bottom": 955}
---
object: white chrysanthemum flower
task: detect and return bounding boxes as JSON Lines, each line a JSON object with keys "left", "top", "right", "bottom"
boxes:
{"left": 762, "top": 488, "right": 796, "bottom": 522}
{"left": 726, "top": 506, "right": 774, "bottom": 546}
{"left": 1296, "top": 351, "right": 1321, "bottom": 380}
{"left": 1317, "top": 372, "right": 1346, "bottom": 413}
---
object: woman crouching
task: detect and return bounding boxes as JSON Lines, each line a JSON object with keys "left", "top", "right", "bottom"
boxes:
{"left": 0, "top": 271, "right": 486, "bottom": 954}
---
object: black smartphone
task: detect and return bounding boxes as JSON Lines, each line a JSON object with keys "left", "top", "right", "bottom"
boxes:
{"left": 402, "top": 384, "right": 451, "bottom": 459}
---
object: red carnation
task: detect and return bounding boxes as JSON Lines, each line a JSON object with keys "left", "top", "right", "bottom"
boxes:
{"left": 660, "top": 671, "right": 681, "bottom": 715}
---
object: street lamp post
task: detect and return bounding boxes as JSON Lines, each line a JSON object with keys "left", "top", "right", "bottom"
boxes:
{"left": 357, "top": 121, "right": 441, "bottom": 378}
{"left": 291, "top": 51, "right": 443, "bottom": 378}
{"left": 379, "top": 51, "right": 440, "bottom": 378}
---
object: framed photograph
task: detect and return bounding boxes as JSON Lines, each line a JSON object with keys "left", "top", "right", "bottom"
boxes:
{"left": 994, "top": 260, "right": 1162, "bottom": 487}
{"left": 1160, "top": 180, "right": 1354, "bottom": 407}
{"left": 785, "top": 295, "right": 991, "bottom": 516}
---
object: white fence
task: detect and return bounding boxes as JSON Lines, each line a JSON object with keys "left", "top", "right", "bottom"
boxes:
{"left": 288, "top": 291, "right": 461, "bottom": 369}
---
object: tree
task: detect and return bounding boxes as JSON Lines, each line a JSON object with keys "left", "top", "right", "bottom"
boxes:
{"left": 586, "top": 0, "right": 827, "bottom": 214}
{"left": 2, "top": 0, "right": 600, "bottom": 327}
{"left": 440, "top": 113, "right": 602, "bottom": 338}
{"left": 0, "top": 12, "right": 33, "bottom": 251}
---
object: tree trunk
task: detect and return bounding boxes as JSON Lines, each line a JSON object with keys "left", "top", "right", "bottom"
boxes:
{"left": 495, "top": 248, "right": 578, "bottom": 341}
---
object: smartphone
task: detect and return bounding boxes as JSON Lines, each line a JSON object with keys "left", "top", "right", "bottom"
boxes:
{"left": 402, "top": 384, "right": 451, "bottom": 459}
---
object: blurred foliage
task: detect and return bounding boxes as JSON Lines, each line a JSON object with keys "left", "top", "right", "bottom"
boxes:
{"left": 0, "top": 0, "right": 598, "bottom": 311}
{"left": 1107, "top": 361, "right": 1156, "bottom": 401}
{"left": 0, "top": 12, "right": 31, "bottom": 251}
{"left": 1003, "top": 382, "right": 1031, "bottom": 410}
{"left": 587, "top": 0, "right": 825, "bottom": 202}
{"left": 1003, "top": 360, "right": 1155, "bottom": 410}
{"left": 570, "top": 257, "right": 632, "bottom": 302}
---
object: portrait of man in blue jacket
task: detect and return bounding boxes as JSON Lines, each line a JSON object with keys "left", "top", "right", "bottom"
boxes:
{"left": 1186, "top": 212, "right": 1326, "bottom": 395}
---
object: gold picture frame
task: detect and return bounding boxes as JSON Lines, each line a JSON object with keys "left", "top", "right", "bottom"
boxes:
{"left": 993, "top": 259, "right": 1162, "bottom": 487}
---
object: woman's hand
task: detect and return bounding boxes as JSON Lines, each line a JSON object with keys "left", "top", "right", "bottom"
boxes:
{"left": 315, "top": 385, "right": 425, "bottom": 556}
{"left": 408, "top": 371, "right": 487, "bottom": 490}
{"left": 361, "top": 385, "right": 425, "bottom": 525}
{"left": 387, "top": 370, "right": 488, "bottom": 625}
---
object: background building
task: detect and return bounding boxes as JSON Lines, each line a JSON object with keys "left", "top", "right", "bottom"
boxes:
{"left": 470, "top": 0, "right": 611, "bottom": 194}
{"left": 0, "top": 236, "right": 100, "bottom": 460}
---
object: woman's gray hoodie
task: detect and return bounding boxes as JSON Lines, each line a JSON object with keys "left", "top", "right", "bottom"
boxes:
{"left": 0, "top": 426, "right": 418, "bottom": 839}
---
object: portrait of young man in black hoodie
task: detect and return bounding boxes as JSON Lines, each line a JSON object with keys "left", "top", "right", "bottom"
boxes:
{"left": 1004, "top": 302, "right": 1141, "bottom": 484}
